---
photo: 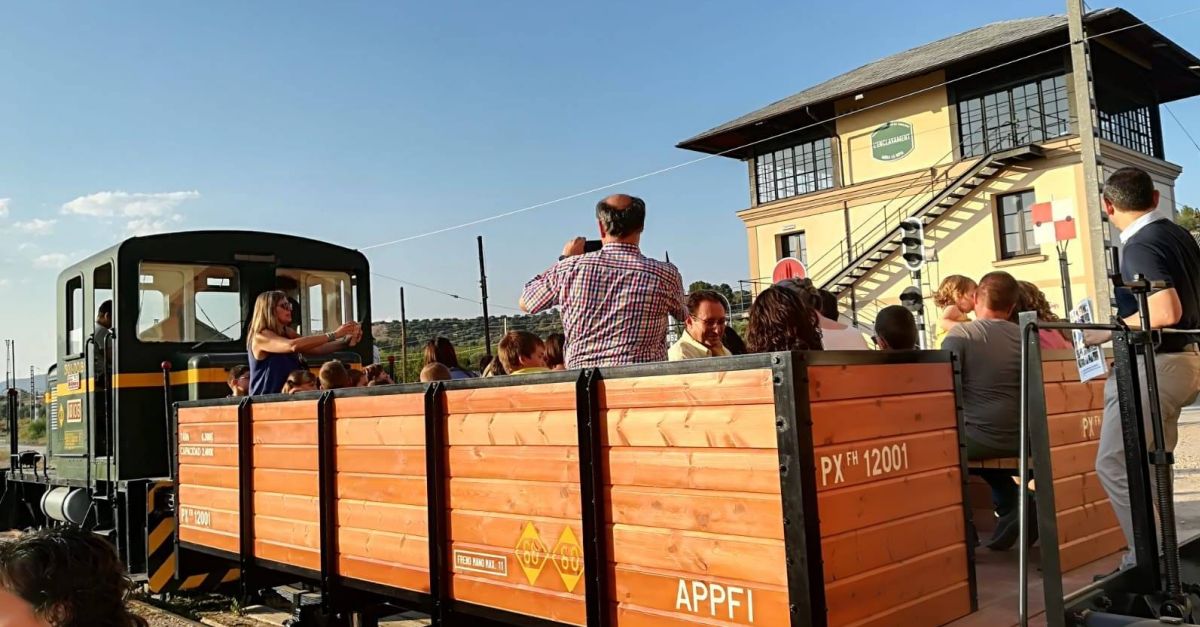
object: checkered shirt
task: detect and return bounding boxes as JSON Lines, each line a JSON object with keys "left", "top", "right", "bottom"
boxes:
{"left": 521, "top": 243, "right": 686, "bottom": 368}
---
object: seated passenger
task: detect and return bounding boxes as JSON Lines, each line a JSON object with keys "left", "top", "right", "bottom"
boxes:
{"left": 424, "top": 337, "right": 477, "bottom": 379}
{"left": 420, "top": 363, "right": 452, "bottom": 382}
{"left": 498, "top": 331, "right": 550, "bottom": 375}
{"left": 348, "top": 369, "right": 367, "bottom": 387}
{"left": 942, "top": 271, "right": 1033, "bottom": 550}
{"left": 935, "top": 275, "right": 977, "bottom": 347}
{"left": 873, "top": 305, "right": 918, "bottom": 350}
{"left": 545, "top": 333, "right": 567, "bottom": 371}
{"left": 668, "top": 290, "right": 731, "bottom": 360}
{"left": 722, "top": 325, "right": 747, "bottom": 355}
{"left": 364, "top": 363, "right": 394, "bottom": 385}
{"left": 227, "top": 364, "right": 250, "bottom": 397}
{"left": 282, "top": 369, "right": 318, "bottom": 394}
{"left": 247, "top": 290, "right": 360, "bottom": 395}
{"left": 319, "top": 360, "right": 352, "bottom": 390}
{"left": 0, "top": 527, "right": 150, "bottom": 627}
{"left": 1015, "top": 281, "right": 1073, "bottom": 349}
{"left": 481, "top": 355, "right": 506, "bottom": 377}
{"left": 782, "top": 279, "right": 868, "bottom": 350}
{"left": 745, "top": 285, "right": 824, "bottom": 352}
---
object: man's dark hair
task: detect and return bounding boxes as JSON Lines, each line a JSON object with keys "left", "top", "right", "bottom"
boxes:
{"left": 977, "top": 271, "right": 1020, "bottom": 315}
{"left": 722, "top": 326, "right": 747, "bottom": 355}
{"left": 228, "top": 364, "right": 249, "bottom": 381}
{"left": 817, "top": 290, "right": 839, "bottom": 320}
{"left": 0, "top": 527, "right": 149, "bottom": 627}
{"left": 1103, "top": 167, "right": 1156, "bottom": 212}
{"left": 595, "top": 195, "right": 646, "bottom": 238}
{"left": 874, "top": 305, "right": 918, "bottom": 350}
{"left": 98, "top": 300, "right": 112, "bottom": 317}
{"left": 686, "top": 290, "right": 728, "bottom": 317}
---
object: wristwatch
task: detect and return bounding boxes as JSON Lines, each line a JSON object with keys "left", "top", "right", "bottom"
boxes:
{"left": 326, "top": 332, "right": 336, "bottom": 341}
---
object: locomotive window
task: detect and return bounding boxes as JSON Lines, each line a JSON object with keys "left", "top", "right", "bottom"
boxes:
{"left": 276, "top": 269, "right": 354, "bottom": 336}
{"left": 137, "top": 263, "right": 242, "bottom": 343}
{"left": 66, "top": 277, "right": 84, "bottom": 355}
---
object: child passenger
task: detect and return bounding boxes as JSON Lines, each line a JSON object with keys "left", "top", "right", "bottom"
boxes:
{"left": 934, "top": 275, "right": 977, "bottom": 347}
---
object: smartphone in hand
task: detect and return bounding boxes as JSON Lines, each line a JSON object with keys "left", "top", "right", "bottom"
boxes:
{"left": 584, "top": 239, "right": 602, "bottom": 253}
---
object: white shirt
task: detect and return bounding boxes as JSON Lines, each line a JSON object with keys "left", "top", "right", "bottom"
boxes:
{"left": 1119, "top": 211, "right": 1167, "bottom": 244}
{"left": 818, "top": 316, "right": 871, "bottom": 350}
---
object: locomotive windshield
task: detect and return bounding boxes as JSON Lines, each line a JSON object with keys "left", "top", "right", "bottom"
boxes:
{"left": 137, "top": 262, "right": 242, "bottom": 343}
{"left": 276, "top": 268, "right": 356, "bottom": 336}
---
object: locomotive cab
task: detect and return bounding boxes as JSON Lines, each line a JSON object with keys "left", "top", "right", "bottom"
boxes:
{"left": 2, "top": 230, "right": 373, "bottom": 591}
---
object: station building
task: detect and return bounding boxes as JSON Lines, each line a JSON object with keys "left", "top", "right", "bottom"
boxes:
{"left": 678, "top": 8, "right": 1200, "bottom": 328}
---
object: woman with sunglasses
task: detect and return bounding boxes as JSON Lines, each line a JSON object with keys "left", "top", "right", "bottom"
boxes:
{"left": 247, "top": 290, "right": 361, "bottom": 395}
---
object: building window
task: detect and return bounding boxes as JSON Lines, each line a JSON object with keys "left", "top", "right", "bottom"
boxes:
{"left": 1099, "top": 104, "right": 1157, "bottom": 157}
{"left": 779, "top": 231, "right": 807, "bottom": 264}
{"left": 755, "top": 138, "right": 835, "bottom": 204}
{"left": 997, "top": 190, "right": 1040, "bottom": 259}
{"left": 959, "top": 75, "right": 1070, "bottom": 157}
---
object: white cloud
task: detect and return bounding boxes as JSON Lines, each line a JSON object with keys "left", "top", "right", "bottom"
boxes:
{"left": 0, "top": 198, "right": 9, "bottom": 218}
{"left": 33, "top": 253, "right": 69, "bottom": 269}
{"left": 61, "top": 190, "right": 200, "bottom": 234}
{"left": 0, "top": 278, "right": 10, "bottom": 288}
{"left": 16, "top": 242, "right": 37, "bottom": 252}
{"left": 12, "top": 218, "right": 56, "bottom": 235}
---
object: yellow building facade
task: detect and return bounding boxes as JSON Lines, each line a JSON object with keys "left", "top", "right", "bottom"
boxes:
{"left": 679, "top": 9, "right": 1200, "bottom": 334}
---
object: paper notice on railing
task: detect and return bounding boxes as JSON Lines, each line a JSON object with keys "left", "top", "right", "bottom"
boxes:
{"left": 1070, "top": 298, "right": 1107, "bottom": 383}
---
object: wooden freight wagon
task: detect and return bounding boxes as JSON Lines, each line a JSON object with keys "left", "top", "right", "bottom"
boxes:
{"left": 173, "top": 351, "right": 977, "bottom": 627}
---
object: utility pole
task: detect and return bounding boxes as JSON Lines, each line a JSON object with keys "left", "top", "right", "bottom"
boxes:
{"left": 1067, "top": 0, "right": 1112, "bottom": 314}
{"left": 400, "top": 287, "right": 408, "bottom": 383}
{"left": 477, "top": 236, "right": 493, "bottom": 357}
{"left": 29, "top": 365, "right": 35, "bottom": 423}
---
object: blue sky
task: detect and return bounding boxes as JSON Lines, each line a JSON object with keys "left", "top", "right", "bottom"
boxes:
{"left": 2, "top": 1, "right": 1200, "bottom": 372}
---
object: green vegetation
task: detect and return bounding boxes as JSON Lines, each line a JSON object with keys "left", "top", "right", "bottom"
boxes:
{"left": 1178, "top": 205, "right": 1200, "bottom": 234}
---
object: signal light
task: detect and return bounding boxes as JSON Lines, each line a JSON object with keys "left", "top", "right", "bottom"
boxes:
{"left": 900, "top": 286, "right": 924, "bottom": 315}
{"left": 899, "top": 218, "right": 925, "bottom": 272}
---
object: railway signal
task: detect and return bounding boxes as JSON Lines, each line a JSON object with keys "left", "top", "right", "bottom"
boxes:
{"left": 899, "top": 217, "right": 925, "bottom": 272}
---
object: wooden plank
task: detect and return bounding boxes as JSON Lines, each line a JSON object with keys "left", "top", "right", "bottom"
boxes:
{"left": 254, "top": 469, "right": 318, "bottom": 497}
{"left": 179, "top": 464, "right": 238, "bottom": 490}
{"left": 814, "top": 430, "right": 960, "bottom": 491}
{"left": 821, "top": 506, "right": 963, "bottom": 583}
{"left": 818, "top": 467, "right": 963, "bottom": 537}
{"left": 177, "top": 405, "right": 238, "bottom": 424}
{"left": 449, "top": 478, "right": 581, "bottom": 519}
{"left": 178, "top": 444, "right": 237, "bottom": 466}
{"left": 255, "top": 445, "right": 319, "bottom": 471}
{"left": 1057, "top": 502, "right": 1119, "bottom": 545}
{"left": 254, "top": 493, "right": 318, "bottom": 523}
{"left": 448, "top": 410, "right": 578, "bottom": 447}
{"left": 178, "top": 485, "right": 238, "bottom": 512}
{"left": 255, "top": 516, "right": 319, "bottom": 549}
{"left": 336, "top": 416, "right": 425, "bottom": 446}
{"left": 1053, "top": 474, "right": 1085, "bottom": 513}
{"left": 338, "top": 474, "right": 426, "bottom": 506}
{"left": 338, "top": 528, "right": 428, "bottom": 567}
{"left": 253, "top": 420, "right": 318, "bottom": 446}
{"left": 810, "top": 392, "right": 957, "bottom": 447}
{"left": 449, "top": 445, "right": 578, "bottom": 482}
{"left": 255, "top": 540, "right": 320, "bottom": 571}
{"left": 808, "top": 363, "right": 953, "bottom": 402}
{"left": 178, "top": 507, "right": 239, "bottom": 536}
{"left": 607, "top": 486, "right": 783, "bottom": 539}
{"left": 178, "top": 423, "right": 237, "bottom": 445}
{"left": 1049, "top": 440, "right": 1100, "bottom": 479}
{"left": 1059, "top": 526, "right": 1126, "bottom": 573}
{"left": 332, "top": 394, "right": 425, "bottom": 419}
{"left": 339, "top": 555, "right": 429, "bottom": 592}
{"left": 336, "top": 446, "right": 427, "bottom": 475}
{"left": 611, "top": 525, "right": 785, "bottom": 586}
{"left": 612, "top": 565, "right": 787, "bottom": 626}
{"left": 602, "top": 405, "right": 777, "bottom": 449}
{"left": 446, "top": 383, "right": 579, "bottom": 413}
{"left": 599, "top": 370, "right": 774, "bottom": 409}
{"left": 605, "top": 447, "right": 781, "bottom": 495}
{"left": 445, "top": 539, "right": 581, "bottom": 595}
{"left": 824, "top": 544, "right": 968, "bottom": 626}
{"left": 448, "top": 511, "right": 579, "bottom": 554}
{"left": 252, "top": 401, "right": 318, "bottom": 422}
{"left": 178, "top": 527, "right": 239, "bottom": 554}
{"left": 338, "top": 500, "right": 427, "bottom": 536}
{"left": 1044, "top": 381, "right": 1105, "bottom": 415}
{"left": 842, "top": 581, "right": 972, "bottom": 627}
{"left": 1046, "top": 411, "right": 1104, "bottom": 448}
{"left": 450, "top": 574, "right": 584, "bottom": 625}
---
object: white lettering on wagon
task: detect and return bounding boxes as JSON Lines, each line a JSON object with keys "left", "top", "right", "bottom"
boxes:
{"left": 1081, "top": 415, "right": 1101, "bottom": 440}
{"left": 675, "top": 578, "right": 755, "bottom": 623}
{"left": 179, "top": 446, "right": 214, "bottom": 458}
{"left": 820, "top": 443, "right": 910, "bottom": 486}
{"left": 454, "top": 549, "right": 508, "bottom": 577}
{"left": 179, "top": 507, "right": 212, "bottom": 528}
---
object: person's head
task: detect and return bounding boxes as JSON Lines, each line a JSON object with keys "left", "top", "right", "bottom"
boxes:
{"left": 364, "top": 363, "right": 392, "bottom": 385}
{"left": 874, "top": 305, "right": 918, "bottom": 350}
{"left": 96, "top": 300, "right": 113, "bottom": 329}
{"left": 477, "top": 354, "right": 494, "bottom": 374}
{"left": 684, "top": 290, "right": 729, "bottom": 350}
{"left": 1103, "top": 166, "right": 1159, "bottom": 230}
{"left": 974, "top": 271, "right": 1020, "bottom": 320}
{"left": 778, "top": 278, "right": 824, "bottom": 314}
{"left": 248, "top": 290, "right": 292, "bottom": 347}
{"left": 481, "top": 355, "right": 506, "bottom": 377}
{"left": 498, "top": 331, "right": 547, "bottom": 372}
{"left": 746, "top": 285, "right": 824, "bottom": 353}
{"left": 1014, "top": 281, "right": 1061, "bottom": 323}
{"left": 282, "top": 369, "right": 318, "bottom": 394}
{"left": 544, "top": 333, "right": 566, "bottom": 370}
{"left": 0, "top": 526, "right": 149, "bottom": 627}
{"left": 319, "top": 360, "right": 351, "bottom": 390}
{"left": 817, "top": 290, "right": 839, "bottom": 321}
{"left": 595, "top": 194, "right": 646, "bottom": 244}
{"left": 722, "top": 325, "right": 747, "bottom": 356}
{"left": 420, "top": 362, "right": 452, "bottom": 382}
{"left": 348, "top": 369, "right": 367, "bottom": 387}
{"left": 423, "top": 337, "right": 463, "bottom": 370}
{"left": 227, "top": 364, "right": 250, "bottom": 397}
{"left": 934, "top": 275, "right": 977, "bottom": 313}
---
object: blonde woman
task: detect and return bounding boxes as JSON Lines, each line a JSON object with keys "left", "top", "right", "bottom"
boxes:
{"left": 247, "top": 290, "right": 360, "bottom": 395}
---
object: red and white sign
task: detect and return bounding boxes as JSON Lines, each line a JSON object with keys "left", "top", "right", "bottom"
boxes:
{"left": 1031, "top": 199, "right": 1077, "bottom": 245}
{"left": 772, "top": 257, "right": 807, "bottom": 283}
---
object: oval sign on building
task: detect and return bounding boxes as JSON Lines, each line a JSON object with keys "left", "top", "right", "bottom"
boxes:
{"left": 871, "top": 121, "right": 914, "bottom": 161}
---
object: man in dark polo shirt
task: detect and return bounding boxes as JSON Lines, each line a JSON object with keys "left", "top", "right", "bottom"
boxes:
{"left": 1093, "top": 167, "right": 1200, "bottom": 570}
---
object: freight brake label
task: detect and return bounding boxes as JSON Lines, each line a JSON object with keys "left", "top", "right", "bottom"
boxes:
{"left": 454, "top": 550, "right": 508, "bottom": 577}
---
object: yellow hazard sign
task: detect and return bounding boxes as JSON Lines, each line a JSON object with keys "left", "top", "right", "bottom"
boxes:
{"left": 551, "top": 526, "right": 583, "bottom": 592}
{"left": 513, "top": 522, "right": 584, "bottom": 592}
{"left": 514, "top": 522, "right": 549, "bottom": 585}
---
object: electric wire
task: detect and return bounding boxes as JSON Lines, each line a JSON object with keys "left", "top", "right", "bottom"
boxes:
{"left": 358, "top": 6, "right": 1200, "bottom": 252}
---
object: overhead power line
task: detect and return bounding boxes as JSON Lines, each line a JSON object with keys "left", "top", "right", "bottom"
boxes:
{"left": 370, "top": 271, "right": 523, "bottom": 313}
{"left": 1165, "top": 104, "right": 1200, "bottom": 155}
{"left": 357, "top": 6, "right": 1200, "bottom": 252}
